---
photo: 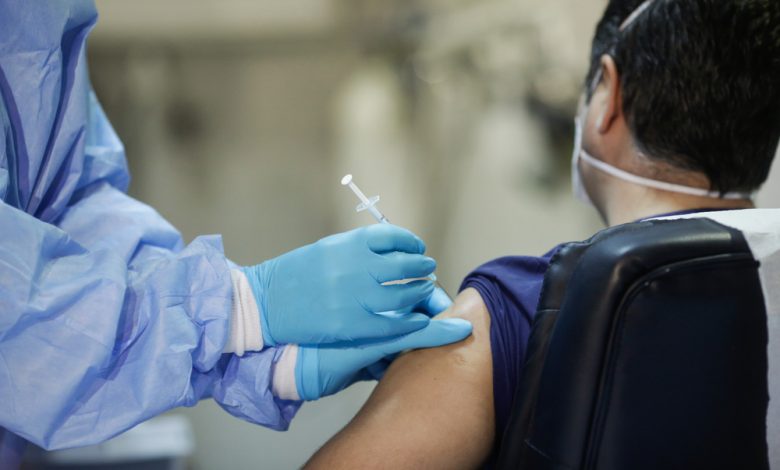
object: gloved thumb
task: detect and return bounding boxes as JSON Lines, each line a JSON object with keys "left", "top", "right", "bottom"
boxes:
{"left": 365, "top": 359, "right": 390, "bottom": 381}
{"left": 416, "top": 286, "right": 453, "bottom": 317}
{"left": 378, "top": 318, "right": 472, "bottom": 356}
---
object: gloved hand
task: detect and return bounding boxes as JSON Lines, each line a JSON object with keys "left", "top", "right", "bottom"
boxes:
{"left": 294, "top": 317, "right": 473, "bottom": 401}
{"left": 408, "top": 286, "right": 453, "bottom": 317}
{"left": 365, "top": 286, "right": 455, "bottom": 380}
{"left": 242, "top": 224, "right": 438, "bottom": 346}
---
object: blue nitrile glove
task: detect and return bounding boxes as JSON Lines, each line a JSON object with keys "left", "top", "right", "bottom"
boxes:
{"left": 410, "top": 286, "right": 453, "bottom": 317}
{"left": 242, "top": 224, "right": 438, "bottom": 346}
{"left": 295, "top": 317, "right": 473, "bottom": 401}
{"left": 366, "top": 287, "right": 455, "bottom": 379}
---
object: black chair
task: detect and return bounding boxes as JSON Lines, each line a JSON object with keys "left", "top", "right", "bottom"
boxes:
{"left": 496, "top": 217, "right": 771, "bottom": 469}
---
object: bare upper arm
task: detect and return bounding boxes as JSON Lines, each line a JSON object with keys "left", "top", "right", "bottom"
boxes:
{"left": 305, "top": 288, "right": 495, "bottom": 469}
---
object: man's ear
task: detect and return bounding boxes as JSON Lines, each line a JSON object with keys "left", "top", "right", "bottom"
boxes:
{"left": 596, "top": 55, "right": 622, "bottom": 134}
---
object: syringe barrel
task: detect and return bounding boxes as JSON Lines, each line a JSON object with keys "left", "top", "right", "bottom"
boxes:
{"left": 348, "top": 182, "right": 371, "bottom": 206}
{"left": 369, "top": 206, "right": 389, "bottom": 224}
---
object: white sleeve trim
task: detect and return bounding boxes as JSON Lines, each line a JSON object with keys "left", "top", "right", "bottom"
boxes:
{"left": 224, "top": 269, "right": 264, "bottom": 356}
{"left": 272, "top": 345, "right": 300, "bottom": 401}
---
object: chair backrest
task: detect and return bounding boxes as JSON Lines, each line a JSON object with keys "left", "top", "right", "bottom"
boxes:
{"left": 496, "top": 212, "right": 779, "bottom": 470}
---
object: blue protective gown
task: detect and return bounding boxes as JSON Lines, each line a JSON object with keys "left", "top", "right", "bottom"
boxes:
{"left": 0, "top": 1, "right": 299, "bottom": 465}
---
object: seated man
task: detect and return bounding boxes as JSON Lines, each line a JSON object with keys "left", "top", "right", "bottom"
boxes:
{"left": 304, "top": 0, "right": 780, "bottom": 468}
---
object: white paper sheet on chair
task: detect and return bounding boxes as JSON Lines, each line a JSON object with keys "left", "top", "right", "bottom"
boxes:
{"left": 656, "top": 209, "right": 780, "bottom": 467}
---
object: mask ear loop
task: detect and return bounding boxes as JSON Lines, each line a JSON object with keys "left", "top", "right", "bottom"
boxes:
{"left": 587, "top": 0, "right": 655, "bottom": 99}
{"left": 619, "top": 0, "right": 656, "bottom": 30}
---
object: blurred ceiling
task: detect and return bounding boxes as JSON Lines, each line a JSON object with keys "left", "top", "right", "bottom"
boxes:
{"left": 92, "top": 0, "right": 339, "bottom": 43}
{"left": 90, "top": 0, "right": 604, "bottom": 131}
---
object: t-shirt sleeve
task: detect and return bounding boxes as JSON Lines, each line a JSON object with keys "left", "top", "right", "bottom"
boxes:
{"left": 459, "top": 253, "right": 554, "bottom": 445}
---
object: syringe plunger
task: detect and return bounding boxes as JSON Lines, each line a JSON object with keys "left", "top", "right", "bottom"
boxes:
{"left": 341, "top": 174, "right": 388, "bottom": 223}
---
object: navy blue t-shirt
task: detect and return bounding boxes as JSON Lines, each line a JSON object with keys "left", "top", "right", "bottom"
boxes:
{"left": 459, "top": 248, "right": 560, "bottom": 444}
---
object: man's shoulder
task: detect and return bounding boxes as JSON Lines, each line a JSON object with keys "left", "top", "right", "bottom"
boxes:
{"left": 458, "top": 245, "right": 565, "bottom": 326}
{"left": 461, "top": 245, "right": 564, "bottom": 288}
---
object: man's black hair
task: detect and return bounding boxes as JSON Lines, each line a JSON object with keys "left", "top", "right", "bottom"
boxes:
{"left": 586, "top": 0, "right": 780, "bottom": 193}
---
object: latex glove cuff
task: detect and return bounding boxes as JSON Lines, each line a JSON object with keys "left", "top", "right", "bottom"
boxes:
{"left": 240, "top": 264, "right": 277, "bottom": 346}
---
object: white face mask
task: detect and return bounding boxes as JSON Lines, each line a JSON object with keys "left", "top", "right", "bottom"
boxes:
{"left": 571, "top": 0, "right": 753, "bottom": 206}
{"left": 571, "top": 95, "right": 593, "bottom": 206}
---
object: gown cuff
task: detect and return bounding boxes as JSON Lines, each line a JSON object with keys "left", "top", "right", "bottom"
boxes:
{"left": 272, "top": 345, "right": 300, "bottom": 401}
{"left": 224, "top": 269, "right": 264, "bottom": 355}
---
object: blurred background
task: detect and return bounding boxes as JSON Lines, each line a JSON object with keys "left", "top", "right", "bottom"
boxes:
{"left": 40, "top": 0, "right": 780, "bottom": 468}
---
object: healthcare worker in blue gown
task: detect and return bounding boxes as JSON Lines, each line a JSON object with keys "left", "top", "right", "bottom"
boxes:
{"left": 0, "top": 1, "right": 473, "bottom": 467}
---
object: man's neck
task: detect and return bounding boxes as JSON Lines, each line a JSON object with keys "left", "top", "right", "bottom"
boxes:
{"left": 602, "top": 184, "right": 755, "bottom": 226}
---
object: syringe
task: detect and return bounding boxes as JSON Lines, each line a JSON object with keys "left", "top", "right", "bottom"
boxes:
{"left": 341, "top": 174, "right": 389, "bottom": 224}
{"left": 341, "top": 174, "right": 451, "bottom": 299}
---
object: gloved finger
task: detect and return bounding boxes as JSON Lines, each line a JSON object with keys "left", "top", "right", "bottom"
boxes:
{"left": 347, "top": 311, "right": 431, "bottom": 340}
{"left": 368, "top": 252, "right": 436, "bottom": 283}
{"left": 365, "top": 224, "right": 426, "bottom": 254}
{"left": 377, "top": 318, "right": 473, "bottom": 356}
{"left": 365, "top": 360, "right": 390, "bottom": 381}
{"left": 363, "top": 280, "right": 435, "bottom": 313}
{"left": 394, "top": 304, "right": 414, "bottom": 315}
{"left": 415, "top": 287, "right": 453, "bottom": 317}
{"left": 356, "top": 367, "right": 378, "bottom": 383}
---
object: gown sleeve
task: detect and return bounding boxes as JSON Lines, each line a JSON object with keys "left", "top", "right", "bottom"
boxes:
{"left": 0, "top": 160, "right": 299, "bottom": 451}
{"left": 0, "top": 1, "right": 299, "bottom": 451}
